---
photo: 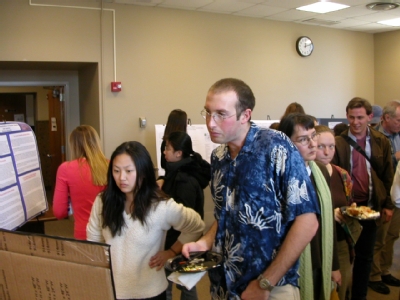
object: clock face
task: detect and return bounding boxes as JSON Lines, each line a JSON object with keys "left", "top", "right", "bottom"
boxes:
{"left": 296, "top": 36, "right": 313, "bottom": 57}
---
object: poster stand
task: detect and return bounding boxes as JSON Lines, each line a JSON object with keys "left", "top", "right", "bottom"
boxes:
{"left": 0, "top": 121, "right": 48, "bottom": 230}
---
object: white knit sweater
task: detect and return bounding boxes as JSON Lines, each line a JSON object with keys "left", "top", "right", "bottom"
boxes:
{"left": 87, "top": 196, "right": 205, "bottom": 299}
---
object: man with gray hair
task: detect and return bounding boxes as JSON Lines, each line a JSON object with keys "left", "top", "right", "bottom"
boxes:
{"left": 369, "top": 100, "right": 400, "bottom": 294}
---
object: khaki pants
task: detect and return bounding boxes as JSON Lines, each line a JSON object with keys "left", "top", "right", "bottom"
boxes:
{"left": 370, "top": 207, "right": 400, "bottom": 281}
{"left": 269, "top": 284, "right": 300, "bottom": 300}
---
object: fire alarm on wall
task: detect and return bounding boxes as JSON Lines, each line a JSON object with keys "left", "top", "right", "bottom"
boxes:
{"left": 111, "top": 82, "right": 122, "bottom": 92}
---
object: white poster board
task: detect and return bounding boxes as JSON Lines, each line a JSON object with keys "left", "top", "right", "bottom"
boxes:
{"left": 155, "top": 120, "right": 279, "bottom": 176}
{"left": 252, "top": 120, "right": 280, "bottom": 128}
{"left": 155, "top": 124, "right": 219, "bottom": 176}
{"left": 0, "top": 122, "right": 48, "bottom": 230}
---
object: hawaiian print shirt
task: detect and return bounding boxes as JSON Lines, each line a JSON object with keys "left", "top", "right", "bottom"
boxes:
{"left": 208, "top": 123, "right": 320, "bottom": 299}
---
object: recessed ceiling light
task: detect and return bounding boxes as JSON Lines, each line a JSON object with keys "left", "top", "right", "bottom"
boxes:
{"left": 378, "top": 17, "right": 400, "bottom": 26}
{"left": 296, "top": 2, "right": 349, "bottom": 13}
{"left": 366, "top": 2, "right": 399, "bottom": 11}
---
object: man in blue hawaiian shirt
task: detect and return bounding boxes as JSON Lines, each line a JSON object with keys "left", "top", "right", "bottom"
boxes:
{"left": 182, "top": 78, "right": 320, "bottom": 300}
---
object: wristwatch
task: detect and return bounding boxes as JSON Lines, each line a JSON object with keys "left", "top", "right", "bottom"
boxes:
{"left": 257, "top": 274, "right": 274, "bottom": 291}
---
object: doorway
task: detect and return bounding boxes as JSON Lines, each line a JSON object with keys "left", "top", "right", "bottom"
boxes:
{"left": 0, "top": 62, "right": 101, "bottom": 202}
{"left": 0, "top": 87, "right": 66, "bottom": 203}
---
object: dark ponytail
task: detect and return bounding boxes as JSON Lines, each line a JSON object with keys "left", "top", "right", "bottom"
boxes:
{"left": 166, "top": 131, "right": 197, "bottom": 159}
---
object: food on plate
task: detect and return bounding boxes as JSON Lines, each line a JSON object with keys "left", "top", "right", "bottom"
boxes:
{"left": 345, "top": 203, "right": 380, "bottom": 219}
{"left": 182, "top": 263, "right": 207, "bottom": 272}
{"left": 166, "top": 251, "right": 223, "bottom": 273}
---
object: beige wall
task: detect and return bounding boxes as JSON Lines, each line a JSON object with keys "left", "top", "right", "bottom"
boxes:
{"left": 0, "top": 0, "right": 379, "bottom": 159}
{"left": 1, "top": 0, "right": 399, "bottom": 229}
{"left": 374, "top": 30, "right": 400, "bottom": 106}
{"left": 107, "top": 4, "right": 375, "bottom": 158}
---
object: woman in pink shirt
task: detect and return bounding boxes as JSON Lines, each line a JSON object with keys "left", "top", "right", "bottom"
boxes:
{"left": 53, "top": 125, "right": 108, "bottom": 239}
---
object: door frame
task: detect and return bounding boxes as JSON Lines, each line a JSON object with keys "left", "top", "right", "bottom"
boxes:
{"left": 0, "top": 81, "right": 70, "bottom": 158}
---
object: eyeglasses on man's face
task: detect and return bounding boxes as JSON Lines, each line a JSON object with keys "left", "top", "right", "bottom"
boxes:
{"left": 295, "top": 132, "right": 318, "bottom": 146}
{"left": 200, "top": 109, "right": 236, "bottom": 124}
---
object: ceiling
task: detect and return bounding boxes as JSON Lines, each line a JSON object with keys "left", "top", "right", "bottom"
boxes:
{"left": 111, "top": 0, "right": 400, "bottom": 33}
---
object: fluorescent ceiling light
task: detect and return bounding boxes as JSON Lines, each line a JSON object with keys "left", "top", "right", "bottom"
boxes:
{"left": 378, "top": 18, "right": 400, "bottom": 26}
{"left": 297, "top": 2, "right": 349, "bottom": 13}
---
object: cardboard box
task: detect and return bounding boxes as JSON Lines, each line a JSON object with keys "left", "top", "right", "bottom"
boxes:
{"left": 0, "top": 230, "right": 115, "bottom": 300}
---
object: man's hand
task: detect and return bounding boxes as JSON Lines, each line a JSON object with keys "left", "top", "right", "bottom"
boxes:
{"left": 395, "top": 151, "right": 400, "bottom": 161}
{"left": 241, "top": 279, "right": 270, "bottom": 300}
{"left": 182, "top": 220, "right": 217, "bottom": 258}
{"left": 181, "top": 241, "right": 208, "bottom": 258}
{"left": 382, "top": 208, "right": 393, "bottom": 223}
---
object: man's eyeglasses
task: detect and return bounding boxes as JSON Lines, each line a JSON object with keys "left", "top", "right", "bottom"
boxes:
{"left": 200, "top": 109, "right": 236, "bottom": 124}
{"left": 295, "top": 132, "right": 318, "bottom": 146}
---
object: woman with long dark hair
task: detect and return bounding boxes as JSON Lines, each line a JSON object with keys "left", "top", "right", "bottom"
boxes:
{"left": 87, "top": 141, "right": 204, "bottom": 300}
{"left": 160, "top": 109, "right": 187, "bottom": 171}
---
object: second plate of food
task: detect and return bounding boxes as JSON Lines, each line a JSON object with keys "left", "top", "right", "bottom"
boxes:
{"left": 341, "top": 205, "right": 380, "bottom": 221}
{"left": 165, "top": 251, "right": 223, "bottom": 273}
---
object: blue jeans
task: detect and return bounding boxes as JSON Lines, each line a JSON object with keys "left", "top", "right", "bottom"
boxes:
{"left": 351, "top": 220, "right": 377, "bottom": 300}
{"left": 166, "top": 280, "right": 198, "bottom": 300}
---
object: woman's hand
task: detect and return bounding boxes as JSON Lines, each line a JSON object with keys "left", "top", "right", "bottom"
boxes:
{"left": 149, "top": 250, "right": 174, "bottom": 271}
{"left": 334, "top": 207, "right": 346, "bottom": 224}
{"left": 156, "top": 179, "right": 164, "bottom": 189}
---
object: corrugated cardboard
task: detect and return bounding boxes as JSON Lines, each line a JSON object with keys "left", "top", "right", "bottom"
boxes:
{"left": 0, "top": 230, "right": 115, "bottom": 300}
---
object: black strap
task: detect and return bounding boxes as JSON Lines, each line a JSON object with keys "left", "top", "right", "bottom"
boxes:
{"left": 341, "top": 134, "right": 373, "bottom": 166}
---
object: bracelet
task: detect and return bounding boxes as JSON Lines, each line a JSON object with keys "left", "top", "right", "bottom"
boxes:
{"left": 169, "top": 248, "right": 178, "bottom": 256}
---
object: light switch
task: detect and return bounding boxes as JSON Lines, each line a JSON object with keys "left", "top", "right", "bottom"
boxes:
{"left": 139, "top": 117, "right": 146, "bottom": 128}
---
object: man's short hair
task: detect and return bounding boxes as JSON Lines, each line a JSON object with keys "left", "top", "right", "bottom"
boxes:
{"left": 333, "top": 123, "right": 348, "bottom": 136}
{"left": 209, "top": 78, "right": 255, "bottom": 119}
{"left": 346, "top": 97, "right": 372, "bottom": 115}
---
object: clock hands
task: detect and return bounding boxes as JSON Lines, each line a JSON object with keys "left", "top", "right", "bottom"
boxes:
{"left": 296, "top": 36, "right": 313, "bottom": 57}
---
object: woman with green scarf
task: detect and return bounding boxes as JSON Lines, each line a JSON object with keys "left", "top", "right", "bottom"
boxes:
{"left": 279, "top": 113, "right": 340, "bottom": 300}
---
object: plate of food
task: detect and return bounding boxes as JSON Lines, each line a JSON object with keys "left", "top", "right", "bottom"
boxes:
{"left": 341, "top": 203, "right": 380, "bottom": 221}
{"left": 165, "top": 251, "right": 223, "bottom": 273}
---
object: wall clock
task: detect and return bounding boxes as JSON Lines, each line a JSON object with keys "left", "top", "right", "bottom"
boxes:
{"left": 296, "top": 36, "right": 313, "bottom": 57}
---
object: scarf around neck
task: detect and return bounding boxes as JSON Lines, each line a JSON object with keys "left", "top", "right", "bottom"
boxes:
{"left": 299, "top": 161, "right": 334, "bottom": 300}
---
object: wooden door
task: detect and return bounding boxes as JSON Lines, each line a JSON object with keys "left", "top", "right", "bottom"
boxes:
{"left": 47, "top": 87, "right": 66, "bottom": 200}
